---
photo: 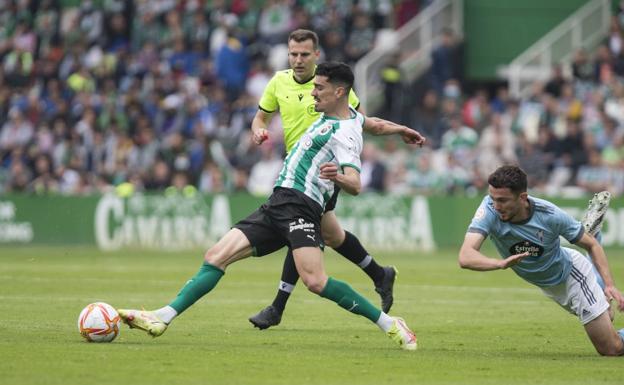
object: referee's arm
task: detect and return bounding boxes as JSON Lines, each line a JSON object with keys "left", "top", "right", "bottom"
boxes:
{"left": 251, "top": 108, "right": 275, "bottom": 145}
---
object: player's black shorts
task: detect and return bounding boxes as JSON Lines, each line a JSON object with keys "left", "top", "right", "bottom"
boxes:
{"left": 234, "top": 187, "right": 324, "bottom": 257}
{"left": 324, "top": 186, "right": 341, "bottom": 212}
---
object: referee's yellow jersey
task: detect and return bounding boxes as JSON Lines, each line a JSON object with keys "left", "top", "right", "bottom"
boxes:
{"left": 259, "top": 68, "right": 360, "bottom": 152}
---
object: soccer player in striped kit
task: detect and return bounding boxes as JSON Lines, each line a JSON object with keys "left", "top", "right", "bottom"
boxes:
{"left": 118, "top": 62, "right": 418, "bottom": 351}
{"left": 248, "top": 29, "right": 425, "bottom": 329}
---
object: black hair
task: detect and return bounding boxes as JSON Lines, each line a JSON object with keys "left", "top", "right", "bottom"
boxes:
{"left": 315, "top": 62, "right": 354, "bottom": 92}
{"left": 488, "top": 165, "right": 528, "bottom": 195}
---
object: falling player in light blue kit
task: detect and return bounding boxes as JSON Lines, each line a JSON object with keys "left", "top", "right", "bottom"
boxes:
{"left": 459, "top": 165, "right": 624, "bottom": 356}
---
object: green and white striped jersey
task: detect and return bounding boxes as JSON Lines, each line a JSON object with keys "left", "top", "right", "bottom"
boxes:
{"left": 274, "top": 107, "right": 364, "bottom": 209}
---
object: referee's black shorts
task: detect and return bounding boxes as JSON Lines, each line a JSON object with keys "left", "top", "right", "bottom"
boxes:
{"left": 234, "top": 188, "right": 324, "bottom": 256}
{"left": 324, "top": 186, "right": 341, "bottom": 213}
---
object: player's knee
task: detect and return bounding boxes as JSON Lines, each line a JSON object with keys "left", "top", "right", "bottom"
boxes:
{"left": 323, "top": 228, "right": 345, "bottom": 249}
{"left": 300, "top": 275, "right": 325, "bottom": 294}
{"left": 595, "top": 340, "right": 624, "bottom": 356}
{"left": 203, "top": 247, "right": 226, "bottom": 267}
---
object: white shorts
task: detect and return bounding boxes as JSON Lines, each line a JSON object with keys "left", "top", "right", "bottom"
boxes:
{"left": 540, "top": 247, "right": 609, "bottom": 325}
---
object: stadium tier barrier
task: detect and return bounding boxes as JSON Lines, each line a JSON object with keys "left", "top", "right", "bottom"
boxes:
{"left": 0, "top": 193, "right": 623, "bottom": 251}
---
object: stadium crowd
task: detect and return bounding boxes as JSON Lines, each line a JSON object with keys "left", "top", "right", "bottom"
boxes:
{"left": 0, "top": 0, "right": 622, "bottom": 198}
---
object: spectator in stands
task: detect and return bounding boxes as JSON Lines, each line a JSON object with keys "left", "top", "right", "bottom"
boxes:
{"left": 321, "top": 29, "right": 347, "bottom": 63}
{"left": 441, "top": 113, "right": 478, "bottom": 167}
{"left": 462, "top": 88, "right": 490, "bottom": 131}
{"left": 407, "top": 151, "right": 445, "bottom": 195}
{"left": 544, "top": 64, "right": 566, "bottom": 97}
{"left": 413, "top": 89, "right": 445, "bottom": 149}
{"left": 247, "top": 144, "right": 282, "bottom": 196}
{"left": 360, "top": 142, "right": 387, "bottom": 193}
{"left": 344, "top": 12, "right": 375, "bottom": 64}
{"left": 572, "top": 48, "right": 595, "bottom": 83}
{"left": 215, "top": 29, "right": 249, "bottom": 102}
{"left": 380, "top": 52, "right": 404, "bottom": 122}
{"left": 430, "top": 28, "right": 463, "bottom": 96}
{"left": 576, "top": 149, "right": 611, "bottom": 193}
{"left": 557, "top": 118, "right": 588, "bottom": 178}
{"left": 395, "top": 0, "right": 421, "bottom": 28}
{"left": 477, "top": 112, "right": 517, "bottom": 179}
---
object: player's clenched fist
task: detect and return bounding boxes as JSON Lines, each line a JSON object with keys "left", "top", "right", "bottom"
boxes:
{"left": 319, "top": 163, "right": 339, "bottom": 180}
{"left": 252, "top": 128, "right": 269, "bottom": 145}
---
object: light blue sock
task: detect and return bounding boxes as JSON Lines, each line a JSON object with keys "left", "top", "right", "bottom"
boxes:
{"left": 618, "top": 329, "right": 624, "bottom": 344}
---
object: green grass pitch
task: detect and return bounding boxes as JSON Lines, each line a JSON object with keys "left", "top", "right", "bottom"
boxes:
{"left": 1, "top": 246, "right": 623, "bottom": 385}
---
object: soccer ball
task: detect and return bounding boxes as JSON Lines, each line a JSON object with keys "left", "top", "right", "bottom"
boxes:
{"left": 77, "top": 302, "right": 121, "bottom": 342}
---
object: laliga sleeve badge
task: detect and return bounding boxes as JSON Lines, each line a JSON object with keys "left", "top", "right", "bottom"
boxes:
{"left": 474, "top": 206, "right": 485, "bottom": 221}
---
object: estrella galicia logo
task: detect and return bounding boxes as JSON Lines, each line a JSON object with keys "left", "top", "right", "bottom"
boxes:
{"left": 509, "top": 241, "right": 543, "bottom": 257}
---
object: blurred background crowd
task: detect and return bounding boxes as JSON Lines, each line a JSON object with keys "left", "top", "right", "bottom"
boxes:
{"left": 0, "top": 0, "right": 623, "bottom": 198}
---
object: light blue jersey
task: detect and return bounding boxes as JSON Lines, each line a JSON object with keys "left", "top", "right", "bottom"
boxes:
{"left": 468, "top": 195, "right": 584, "bottom": 287}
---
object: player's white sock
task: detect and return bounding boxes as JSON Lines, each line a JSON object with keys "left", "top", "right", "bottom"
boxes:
{"left": 155, "top": 305, "right": 178, "bottom": 324}
{"left": 376, "top": 312, "right": 395, "bottom": 332}
{"left": 278, "top": 280, "right": 295, "bottom": 293}
{"left": 357, "top": 255, "right": 372, "bottom": 268}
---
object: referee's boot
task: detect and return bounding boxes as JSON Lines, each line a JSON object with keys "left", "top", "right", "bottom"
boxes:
{"left": 375, "top": 266, "right": 397, "bottom": 313}
{"left": 248, "top": 305, "right": 282, "bottom": 330}
{"left": 581, "top": 191, "right": 611, "bottom": 236}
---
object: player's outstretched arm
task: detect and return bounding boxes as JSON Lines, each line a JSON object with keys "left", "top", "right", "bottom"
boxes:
{"left": 459, "top": 232, "right": 530, "bottom": 271}
{"left": 362, "top": 117, "right": 426, "bottom": 146}
{"left": 251, "top": 109, "right": 274, "bottom": 145}
{"left": 576, "top": 233, "right": 624, "bottom": 312}
{"left": 319, "top": 163, "right": 361, "bottom": 195}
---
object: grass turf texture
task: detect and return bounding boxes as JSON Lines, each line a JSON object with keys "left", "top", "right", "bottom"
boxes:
{"left": 1, "top": 246, "right": 623, "bottom": 385}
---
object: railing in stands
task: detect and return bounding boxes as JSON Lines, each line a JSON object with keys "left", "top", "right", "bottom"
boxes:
{"left": 502, "top": 0, "right": 611, "bottom": 98}
{"left": 354, "top": 0, "right": 463, "bottom": 113}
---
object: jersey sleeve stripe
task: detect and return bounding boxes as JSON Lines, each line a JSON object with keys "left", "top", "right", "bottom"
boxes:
{"left": 467, "top": 227, "right": 488, "bottom": 236}
{"left": 340, "top": 163, "right": 361, "bottom": 173}
{"left": 258, "top": 105, "right": 276, "bottom": 113}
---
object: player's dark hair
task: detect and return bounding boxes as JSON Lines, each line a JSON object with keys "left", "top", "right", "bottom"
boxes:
{"left": 488, "top": 165, "right": 527, "bottom": 194}
{"left": 315, "top": 62, "right": 354, "bottom": 93}
{"left": 288, "top": 29, "right": 319, "bottom": 50}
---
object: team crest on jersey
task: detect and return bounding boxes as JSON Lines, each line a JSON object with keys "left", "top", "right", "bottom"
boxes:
{"left": 474, "top": 206, "right": 485, "bottom": 221}
{"left": 307, "top": 104, "right": 318, "bottom": 116}
{"left": 536, "top": 229, "right": 544, "bottom": 242}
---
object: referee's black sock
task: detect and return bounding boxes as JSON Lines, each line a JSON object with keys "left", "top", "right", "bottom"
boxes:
{"left": 271, "top": 249, "right": 299, "bottom": 313}
{"left": 334, "top": 231, "right": 385, "bottom": 284}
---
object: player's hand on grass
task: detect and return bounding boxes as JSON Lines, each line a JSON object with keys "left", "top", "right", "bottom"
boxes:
{"left": 319, "top": 163, "right": 339, "bottom": 180}
{"left": 401, "top": 127, "right": 426, "bottom": 147}
{"left": 252, "top": 128, "right": 269, "bottom": 145}
{"left": 499, "top": 251, "right": 530, "bottom": 269}
{"left": 604, "top": 286, "right": 624, "bottom": 312}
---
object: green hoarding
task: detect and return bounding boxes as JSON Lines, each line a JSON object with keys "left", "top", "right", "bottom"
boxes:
{"left": 0, "top": 193, "right": 623, "bottom": 250}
